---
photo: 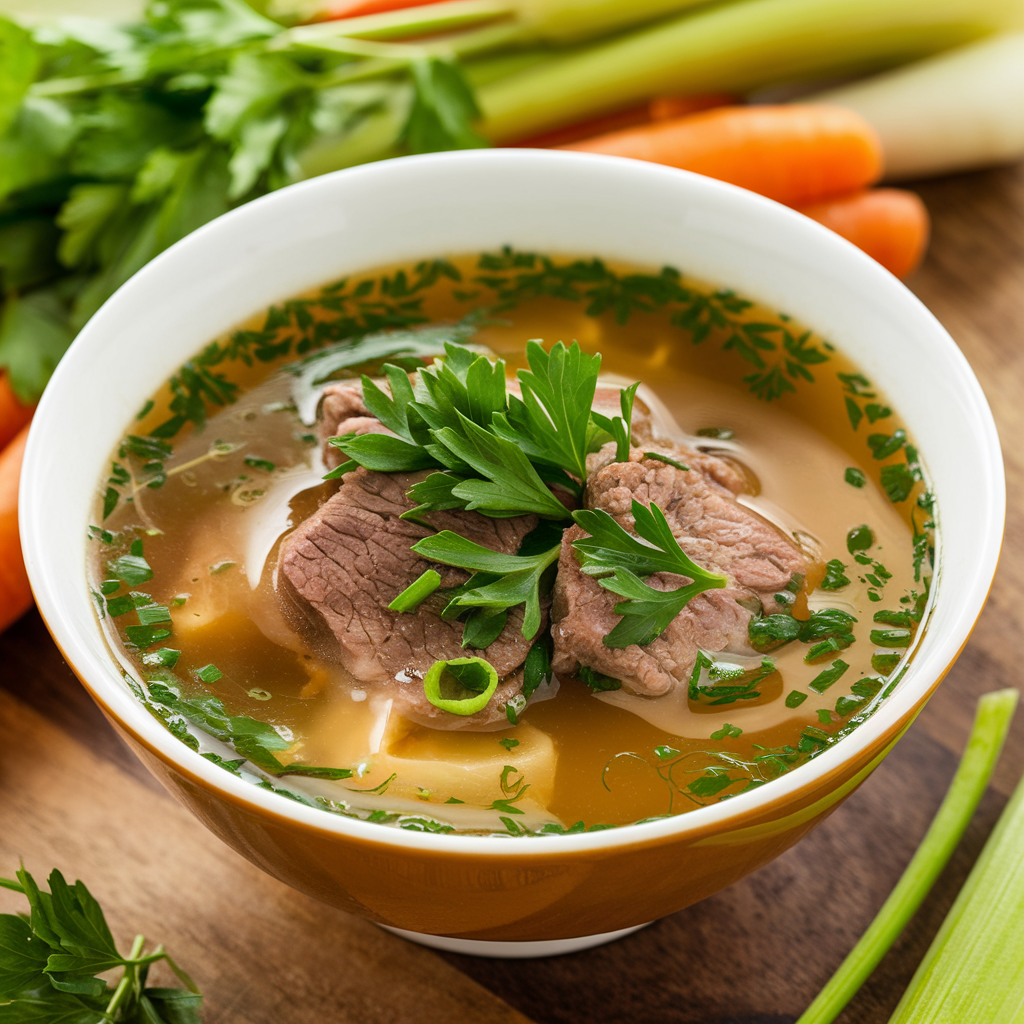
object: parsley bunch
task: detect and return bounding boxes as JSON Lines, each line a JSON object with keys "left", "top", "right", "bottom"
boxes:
{"left": 328, "top": 338, "right": 634, "bottom": 520}
{"left": 0, "top": 865, "right": 202, "bottom": 1023}
{"left": 0, "top": 0, "right": 497, "bottom": 404}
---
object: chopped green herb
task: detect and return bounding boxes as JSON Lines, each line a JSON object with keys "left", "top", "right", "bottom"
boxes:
{"left": 689, "top": 651, "right": 775, "bottom": 705}
{"left": 445, "top": 797, "right": 465, "bottom": 804}
{"left": 870, "top": 628, "right": 912, "bottom": 647}
{"left": 243, "top": 455, "right": 276, "bottom": 472}
{"left": 847, "top": 524, "right": 874, "bottom": 553}
{"left": 809, "top": 659, "right": 850, "bottom": 693}
{"left": 195, "top": 663, "right": 223, "bottom": 684}
{"left": 412, "top": 532, "right": 560, "bottom": 641}
{"left": 711, "top": 723, "right": 743, "bottom": 740}
{"left": 874, "top": 609, "right": 913, "bottom": 627}
{"left": 816, "top": 708, "right": 834, "bottom": 724}
{"left": 820, "top": 558, "right": 851, "bottom": 590}
{"left": 655, "top": 744, "right": 680, "bottom": 760}
{"left": 643, "top": 451, "right": 690, "bottom": 471}
{"left": 868, "top": 429, "right": 906, "bottom": 460}
{"left": 522, "top": 637, "right": 552, "bottom": 700}
{"left": 499, "top": 738, "right": 520, "bottom": 751}
{"left": 125, "top": 625, "right": 171, "bottom": 648}
{"left": 107, "top": 550, "right": 153, "bottom": 586}
{"left": 844, "top": 467, "right": 866, "bottom": 487}
{"left": 785, "top": 690, "right": 808, "bottom": 708}
{"left": 99, "top": 579, "right": 121, "bottom": 595}
{"left": 389, "top": 569, "right": 442, "bottom": 613}
{"left": 136, "top": 604, "right": 171, "bottom": 626}
{"left": 881, "top": 462, "right": 916, "bottom": 502}
{"left": 688, "top": 773, "right": 736, "bottom": 798}
{"left": 696, "top": 427, "right": 735, "bottom": 440}
{"left": 209, "top": 560, "right": 235, "bottom": 575}
{"left": 750, "top": 608, "right": 856, "bottom": 653}
{"left": 579, "top": 665, "right": 622, "bottom": 692}
{"left": 804, "top": 635, "right": 853, "bottom": 662}
{"left": 142, "top": 648, "right": 180, "bottom": 668}
{"left": 872, "top": 652, "right": 902, "bottom": 674}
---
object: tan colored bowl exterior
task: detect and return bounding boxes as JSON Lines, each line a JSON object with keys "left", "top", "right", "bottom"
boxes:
{"left": 21, "top": 152, "right": 1004, "bottom": 942}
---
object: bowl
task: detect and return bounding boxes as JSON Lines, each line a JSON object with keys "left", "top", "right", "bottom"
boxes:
{"left": 19, "top": 150, "right": 1004, "bottom": 956}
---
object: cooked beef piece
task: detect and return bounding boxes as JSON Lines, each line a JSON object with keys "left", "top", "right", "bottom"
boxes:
{"left": 279, "top": 466, "right": 540, "bottom": 728}
{"left": 551, "top": 446, "right": 810, "bottom": 697}
{"left": 318, "top": 380, "right": 395, "bottom": 470}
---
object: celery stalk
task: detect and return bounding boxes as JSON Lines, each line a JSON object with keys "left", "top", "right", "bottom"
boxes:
{"left": 513, "top": 0, "right": 713, "bottom": 42}
{"left": 477, "top": 0, "right": 1024, "bottom": 142}
{"left": 797, "top": 688, "right": 1019, "bottom": 1024}
{"left": 887, "top": 702, "right": 1024, "bottom": 1023}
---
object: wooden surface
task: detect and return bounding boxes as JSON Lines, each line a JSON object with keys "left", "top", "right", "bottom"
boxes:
{"left": 3, "top": 161, "right": 1024, "bottom": 1023}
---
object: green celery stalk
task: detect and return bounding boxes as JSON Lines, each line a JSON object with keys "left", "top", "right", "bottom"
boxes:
{"left": 797, "top": 687, "right": 1019, "bottom": 1024}
{"left": 477, "top": 0, "right": 1024, "bottom": 142}
{"left": 514, "top": 0, "right": 714, "bottom": 42}
{"left": 887, "top": 704, "right": 1024, "bottom": 1022}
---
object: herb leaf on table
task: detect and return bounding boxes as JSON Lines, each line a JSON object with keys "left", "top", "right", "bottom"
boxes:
{"left": 0, "top": 865, "right": 203, "bottom": 1023}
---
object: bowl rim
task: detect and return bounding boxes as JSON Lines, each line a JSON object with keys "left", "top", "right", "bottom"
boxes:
{"left": 20, "top": 149, "right": 1005, "bottom": 856}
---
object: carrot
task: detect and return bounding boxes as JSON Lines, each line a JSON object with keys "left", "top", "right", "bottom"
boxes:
{"left": 560, "top": 104, "right": 883, "bottom": 207}
{"left": 314, "top": 0, "right": 439, "bottom": 20}
{"left": 0, "top": 424, "right": 33, "bottom": 635}
{"left": 796, "top": 188, "right": 930, "bottom": 279}
{"left": 514, "top": 94, "right": 739, "bottom": 148}
{"left": 510, "top": 103, "right": 652, "bottom": 148}
{"left": 648, "top": 93, "right": 737, "bottom": 121}
{"left": 0, "top": 373, "right": 34, "bottom": 452}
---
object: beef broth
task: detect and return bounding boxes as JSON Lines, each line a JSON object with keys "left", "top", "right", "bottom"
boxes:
{"left": 89, "top": 251, "right": 932, "bottom": 835}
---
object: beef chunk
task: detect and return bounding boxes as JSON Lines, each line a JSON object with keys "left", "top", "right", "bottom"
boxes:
{"left": 279, "top": 466, "right": 540, "bottom": 728}
{"left": 318, "top": 380, "right": 395, "bottom": 470}
{"left": 551, "top": 446, "right": 810, "bottom": 697}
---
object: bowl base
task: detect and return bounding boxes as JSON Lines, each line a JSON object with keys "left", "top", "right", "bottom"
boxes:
{"left": 379, "top": 922, "right": 651, "bottom": 958}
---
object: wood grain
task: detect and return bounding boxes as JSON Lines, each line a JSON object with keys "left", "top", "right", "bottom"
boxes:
{"left": 0, "top": 689, "right": 534, "bottom": 1024}
{"left": 2, "top": 159, "right": 1023, "bottom": 1023}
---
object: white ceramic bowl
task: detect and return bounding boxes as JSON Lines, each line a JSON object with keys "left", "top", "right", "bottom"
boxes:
{"left": 19, "top": 151, "right": 1004, "bottom": 956}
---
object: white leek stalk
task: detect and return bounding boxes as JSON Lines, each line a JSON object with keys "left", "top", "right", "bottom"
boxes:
{"left": 888, "top": 731, "right": 1024, "bottom": 1022}
{"left": 808, "top": 33, "right": 1024, "bottom": 180}
{"left": 477, "top": 0, "right": 1024, "bottom": 143}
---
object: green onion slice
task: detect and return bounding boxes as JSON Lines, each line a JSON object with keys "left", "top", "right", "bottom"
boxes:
{"left": 423, "top": 657, "right": 499, "bottom": 716}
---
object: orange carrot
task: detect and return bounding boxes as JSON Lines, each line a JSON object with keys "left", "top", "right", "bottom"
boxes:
{"left": 514, "top": 94, "right": 738, "bottom": 148}
{"left": 648, "top": 93, "right": 737, "bottom": 121}
{"left": 0, "top": 373, "right": 34, "bottom": 452}
{"left": 314, "top": 0, "right": 438, "bottom": 20}
{"left": 510, "top": 104, "right": 652, "bottom": 149}
{"left": 0, "top": 424, "right": 33, "bottom": 635}
{"left": 561, "top": 104, "right": 883, "bottom": 207}
{"left": 796, "top": 189, "right": 930, "bottom": 279}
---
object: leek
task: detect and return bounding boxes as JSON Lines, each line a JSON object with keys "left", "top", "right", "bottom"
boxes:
{"left": 512, "top": 0, "right": 713, "bottom": 42}
{"left": 797, "top": 688, "right": 1019, "bottom": 1024}
{"left": 808, "top": 33, "right": 1024, "bottom": 180}
{"left": 887, "top": 715, "right": 1024, "bottom": 1022}
{"left": 477, "top": 0, "right": 1024, "bottom": 142}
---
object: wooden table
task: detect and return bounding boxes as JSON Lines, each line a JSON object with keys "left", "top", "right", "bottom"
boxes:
{"left": 3, "top": 162, "right": 1023, "bottom": 1024}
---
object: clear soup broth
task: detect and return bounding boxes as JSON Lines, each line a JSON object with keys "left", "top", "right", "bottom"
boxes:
{"left": 90, "top": 251, "right": 935, "bottom": 836}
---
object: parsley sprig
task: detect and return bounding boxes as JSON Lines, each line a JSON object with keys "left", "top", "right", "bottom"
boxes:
{"left": 328, "top": 339, "right": 636, "bottom": 522}
{"left": 572, "top": 500, "right": 729, "bottom": 648}
{"left": 0, "top": 865, "right": 202, "bottom": 1023}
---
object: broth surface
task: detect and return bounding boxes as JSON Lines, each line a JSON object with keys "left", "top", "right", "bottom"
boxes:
{"left": 89, "top": 251, "right": 934, "bottom": 835}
